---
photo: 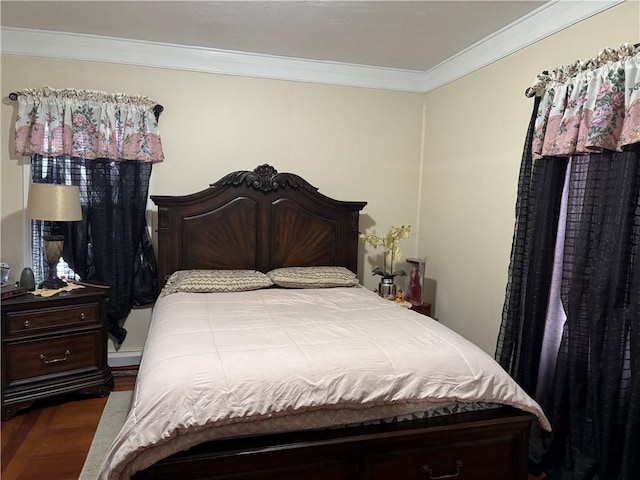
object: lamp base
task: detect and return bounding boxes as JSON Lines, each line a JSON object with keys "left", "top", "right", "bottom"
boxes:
{"left": 40, "top": 234, "right": 67, "bottom": 290}
{"left": 39, "top": 277, "right": 68, "bottom": 290}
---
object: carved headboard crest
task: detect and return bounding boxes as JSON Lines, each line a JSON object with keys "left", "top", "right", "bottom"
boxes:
{"left": 211, "top": 164, "right": 318, "bottom": 193}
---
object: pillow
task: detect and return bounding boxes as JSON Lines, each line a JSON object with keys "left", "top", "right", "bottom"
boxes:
{"left": 266, "top": 266, "right": 359, "bottom": 288}
{"left": 159, "top": 269, "right": 273, "bottom": 297}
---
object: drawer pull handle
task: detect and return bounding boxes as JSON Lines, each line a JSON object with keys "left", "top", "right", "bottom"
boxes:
{"left": 23, "top": 320, "right": 30, "bottom": 327}
{"left": 40, "top": 350, "right": 71, "bottom": 365}
{"left": 80, "top": 313, "right": 86, "bottom": 320}
{"left": 422, "top": 460, "right": 463, "bottom": 479}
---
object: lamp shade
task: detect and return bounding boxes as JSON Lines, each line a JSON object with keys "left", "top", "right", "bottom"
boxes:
{"left": 27, "top": 183, "right": 82, "bottom": 221}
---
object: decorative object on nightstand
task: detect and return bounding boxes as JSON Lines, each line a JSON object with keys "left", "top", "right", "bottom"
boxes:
{"left": 1, "top": 286, "right": 114, "bottom": 420}
{"left": 360, "top": 225, "right": 411, "bottom": 300}
{"left": 405, "top": 257, "right": 426, "bottom": 306}
{"left": 395, "top": 289, "right": 413, "bottom": 308}
{"left": 1, "top": 262, "right": 10, "bottom": 282}
{"left": 19, "top": 267, "right": 36, "bottom": 291}
{"left": 27, "top": 183, "right": 83, "bottom": 289}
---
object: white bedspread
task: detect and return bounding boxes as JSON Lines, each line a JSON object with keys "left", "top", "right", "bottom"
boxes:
{"left": 99, "top": 287, "right": 550, "bottom": 479}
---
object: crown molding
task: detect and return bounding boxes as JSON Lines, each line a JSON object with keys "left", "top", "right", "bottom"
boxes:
{"left": 0, "top": 27, "right": 427, "bottom": 93}
{"left": 0, "top": 0, "right": 622, "bottom": 93}
{"left": 422, "top": 0, "right": 624, "bottom": 92}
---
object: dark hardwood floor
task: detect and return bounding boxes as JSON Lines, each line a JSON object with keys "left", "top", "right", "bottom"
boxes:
{"left": 1, "top": 375, "right": 135, "bottom": 480}
{"left": 2, "top": 374, "right": 545, "bottom": 480}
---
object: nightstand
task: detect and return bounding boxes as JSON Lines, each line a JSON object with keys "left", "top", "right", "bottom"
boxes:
{"left": 1, "top": 286, "right": 114, "bottom": 420}
{"left": 410, "top": 302, "right": 433, "bottom": 317}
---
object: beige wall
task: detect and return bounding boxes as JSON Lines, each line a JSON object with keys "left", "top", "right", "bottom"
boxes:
{"left": 1, "top": 57, "right": 425, "bottom": 353}
{"left": 2, "top": 1, "right": 637, "bottom": 356}
{"left": 420, "top": 1, "right": 639, "bottom": 353}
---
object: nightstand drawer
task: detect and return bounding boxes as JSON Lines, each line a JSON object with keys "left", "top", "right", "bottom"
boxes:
{"left": 5, "top": 331, "right": 100, "bottom": 384}
{"left": 5, "top": 304, "right": 99, "bottom": 336}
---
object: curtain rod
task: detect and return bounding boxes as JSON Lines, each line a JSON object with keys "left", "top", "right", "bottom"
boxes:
{"left": 525, "top": 42, "right": 640, "bottom": 98}
{"left": 8, "top": 91, "right": 164, "bottom": 121}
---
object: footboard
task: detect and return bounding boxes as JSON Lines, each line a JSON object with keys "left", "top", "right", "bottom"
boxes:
{"left": 133, "top": 407, "right": 534, "bottom": 480}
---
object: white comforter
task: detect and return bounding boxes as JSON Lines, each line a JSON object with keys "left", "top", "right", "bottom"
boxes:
{"left": 99, "top": 287, "right": 550, "bottom": 479}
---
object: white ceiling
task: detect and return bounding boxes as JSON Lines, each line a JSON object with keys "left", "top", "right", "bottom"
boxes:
{"left": 0, "top": 1, "right": 622, "bottom": 92}
{"left": 1, "top": 1, "right": 549, "bottom": 71}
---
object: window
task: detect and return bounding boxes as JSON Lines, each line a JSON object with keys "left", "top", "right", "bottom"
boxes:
{"left": 29, "top": 156, "right": 84, "bottom": 284}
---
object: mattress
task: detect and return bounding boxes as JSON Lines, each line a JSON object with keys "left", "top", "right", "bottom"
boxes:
{"left": 99, "top": 286, "right": 550, "bottom": 479}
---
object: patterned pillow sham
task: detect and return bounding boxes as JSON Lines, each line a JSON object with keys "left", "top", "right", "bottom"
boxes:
{"left": 266, "top": 266, "right": 359, "bottom": 288}
{"left": 159, "top": 269, "right": 273, "bottom": 297}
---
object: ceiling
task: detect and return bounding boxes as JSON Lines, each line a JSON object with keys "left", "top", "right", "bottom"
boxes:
{"left": 0, "top": 1, "right": 621, "bottom": 92}
{"left": 1, "top": 1, "right": 549, "bottom": 71}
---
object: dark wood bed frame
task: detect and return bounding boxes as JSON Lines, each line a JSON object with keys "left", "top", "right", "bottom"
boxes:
{"left": 134, "top": 165, "right": 534, "bottom": 479}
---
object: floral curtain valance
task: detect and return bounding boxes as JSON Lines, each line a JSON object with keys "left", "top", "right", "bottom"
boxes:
{"left": 526, "top": 43, "right": 640, "bottom": 159}
{"left": 13, "top": 86, "right": 164, "bottom": 162}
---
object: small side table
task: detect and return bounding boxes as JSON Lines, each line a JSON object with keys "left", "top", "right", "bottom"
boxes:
{"left": 1, "top": 286, "right": 114, "bottom": 420}
{"left": 410, "top": 302, "right": 433, "bottom": 318}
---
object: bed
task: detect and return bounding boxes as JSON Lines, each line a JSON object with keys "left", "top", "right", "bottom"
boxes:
{"left": 98, "top": 164, "right": 550, "bottom": 480}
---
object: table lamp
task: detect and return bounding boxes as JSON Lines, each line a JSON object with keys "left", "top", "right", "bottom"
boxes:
{"left": 27, "top": 183, "right": 82, "bottom": 289}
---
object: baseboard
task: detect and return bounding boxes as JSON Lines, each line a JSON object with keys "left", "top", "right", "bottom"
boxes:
{"left": 108, "top": 350, "right": 142, "bottom": 368}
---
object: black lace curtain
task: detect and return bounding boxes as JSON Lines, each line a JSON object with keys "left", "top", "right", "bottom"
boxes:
{"left": 32, "top": 156, "right": 158, "bottom": 345}
{"left": 496, "top": 101, "right": 640, "bottom": 478}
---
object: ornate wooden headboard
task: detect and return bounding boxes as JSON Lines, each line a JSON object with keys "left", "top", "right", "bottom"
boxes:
{"left": 151, "top": 165, "right": 367, "bottom": 284}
